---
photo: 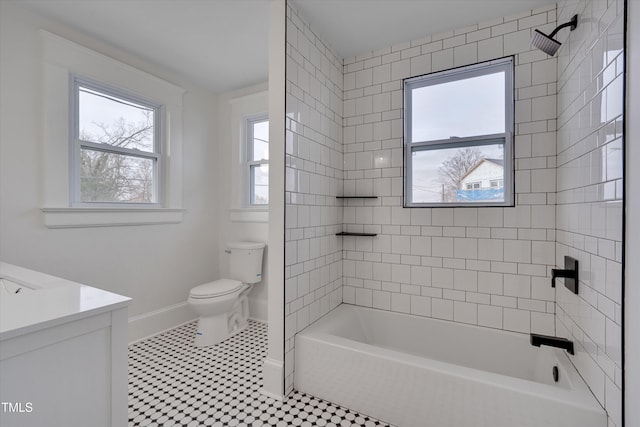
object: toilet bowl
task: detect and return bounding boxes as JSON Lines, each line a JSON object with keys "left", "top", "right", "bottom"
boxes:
{"left": 188, "top": 279, "right": 250, "bottom": 347}
{"left": 188, "top": 241, "right": 265, "bottom": 347}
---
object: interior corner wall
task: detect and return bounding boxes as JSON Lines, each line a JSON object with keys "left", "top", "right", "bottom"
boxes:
{"left": 625, "top": 0, "right": 640, "bottom": 423}
{"left": 283, "top": 4, "right": 344, "bottom": 393}
{"left": 0, "top": 2, "right": 220, "bottom": 342}
{"left": 263, "top": 0, "right": 286, "bottom": 399}
{"left": 555, "top": 0, "right": 624, "bottom": 425}
{"left": 341, "top": 6, "right": 558, "bottom": 335}
{"left": 217, "top": 84, "right": 269, "bottom": 322}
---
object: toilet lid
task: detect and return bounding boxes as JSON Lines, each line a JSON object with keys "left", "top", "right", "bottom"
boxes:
{"left": 190, "top": 279, "right": 243, "bottom": 298}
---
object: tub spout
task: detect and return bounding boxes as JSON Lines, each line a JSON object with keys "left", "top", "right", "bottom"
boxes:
{"left": 530, "top": 333, "right": 574, "bottom": 355}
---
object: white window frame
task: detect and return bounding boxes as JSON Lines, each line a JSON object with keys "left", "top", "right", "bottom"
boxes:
{"left": 70, "top": 76, "right": 163, "bottom": 207}
{"left": 403, "top": 57, "right": 514, "bottom": 208}
{"left": 226, "top": 89, "right": 268, "bottom": 223}
{"left": 40, "top": 30, "right": 185, "bottom": 228}
{"left": 245, "top": 114, "right": 269, "bottom": 206}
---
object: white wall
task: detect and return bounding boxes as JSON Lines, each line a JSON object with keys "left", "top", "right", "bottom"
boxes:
{"left": 555, "top": 1, "right": 623, "bottom": 425}
{"left": 263, "top": 0, "right": 287, "bottom": 399}
{"left": 217, "top": 83, "right": 269, "bottom": 321}
{"left": 460, "top": 161, "right": 505, "bottom": 189}
{"left": 342, "top": 5, "right": 558, "bottom": 335}
{"left": 626, "top": 0, "right": 639, "bottom": 424}
{"left": 0, "top": 2, "right": 219, "bottom": 342}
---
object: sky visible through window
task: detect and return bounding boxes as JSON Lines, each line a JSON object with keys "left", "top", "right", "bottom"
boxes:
{"left": 251, "top": 119, "right": 269, "bottom": 205}
{"left": 409, "top": 70, "right": 506, "bottom": 204}
{"left": 79, "top": 87, "right": 154, "bottom": 151}
{"left": 252, "top": 120, "right": 269, "bottom": 161}
{"left": 411, "top": 71, "right": 505, "bottom": 142}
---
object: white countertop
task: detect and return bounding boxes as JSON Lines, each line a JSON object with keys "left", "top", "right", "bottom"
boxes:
{"left": 0, "top": 262, "right": 131, "bottom": 340}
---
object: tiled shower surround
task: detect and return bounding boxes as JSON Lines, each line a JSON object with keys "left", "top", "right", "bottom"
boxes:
{"left": 285, "top": 1, "right": 623, "bottom": 423}
{"left": 340, "top": 5, "right": 559, "bottom": 335}
{"left": 284, "top": 5, "right": 344, "bottom": 391}
{"left": 555, "top": 0, "right": 623, "bottom": 425}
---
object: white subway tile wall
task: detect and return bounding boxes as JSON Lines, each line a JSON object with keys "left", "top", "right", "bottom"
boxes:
{"left": 555, "top": 0, "right": 623, "bottom": 425}
{"left": 342, "top": 5, "right": 558, "bottom": 338}
{"left": 284, "top": 5, "right": 344, "bottom": 393}
{"left": 285, "top": 2, "right": 623, "bottom": 424}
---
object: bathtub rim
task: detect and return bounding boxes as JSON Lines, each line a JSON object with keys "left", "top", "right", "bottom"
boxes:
{"left": 295, "top": 303, "right": 605, "bottom": 415}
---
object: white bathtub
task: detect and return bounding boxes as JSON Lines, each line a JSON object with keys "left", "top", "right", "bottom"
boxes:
{"left": 294, "top": 304, "right": 606, "bottom": 427}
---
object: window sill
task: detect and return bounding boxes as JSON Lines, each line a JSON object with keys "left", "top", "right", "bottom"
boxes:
{"left": 229, "top": 208, "right": 268, "bottom": 223}
{"left": 41, "top": 207, "right": 185, "bottom": 228}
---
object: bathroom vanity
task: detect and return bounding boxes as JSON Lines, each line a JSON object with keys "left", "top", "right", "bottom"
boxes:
{"left": 0, "top": 262, "right": 131, "bottom": 427}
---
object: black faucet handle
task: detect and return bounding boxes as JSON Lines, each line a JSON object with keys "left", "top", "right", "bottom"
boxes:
{"left": 551, "top": 267, "right": 574, "bottom": 287}
{"left": 550, "top": 256, "right": 579, "bottom": 294}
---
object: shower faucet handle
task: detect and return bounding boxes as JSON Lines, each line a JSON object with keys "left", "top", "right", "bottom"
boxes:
{"left": 551, "top": 269, "right": 574, "bottom": 287}
{"left": 551, "top": 256, "right": 579, "bottom": 294}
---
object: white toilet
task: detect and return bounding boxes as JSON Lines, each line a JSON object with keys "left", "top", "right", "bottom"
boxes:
{"left": 188, "top": 241, "right": 265, "bottom": 347}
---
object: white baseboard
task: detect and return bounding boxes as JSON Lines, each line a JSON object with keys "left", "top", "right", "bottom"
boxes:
{"left": 128, "top": 301, "right": 197, "bottom": 344}
{"left": 128, "top": 298, "right": 267, "bottom": 344}
{"left": 261, "top": 357, "right": 285, "bottom": 399}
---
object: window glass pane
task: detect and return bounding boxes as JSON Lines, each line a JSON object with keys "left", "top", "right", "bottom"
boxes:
{"left": 252, "top": 120, "right": 269, "bottom": 161}
{"left": 251, "top": 164, "right": 269, "bottom": 205}
{"left": 79, "top": 86, "right": 155, "bottom": 152}
{"left": 80, "top": 148, "right": 154, "bottom": 203}
{"left": 411, "top": 71, "right": 505, "bottom": 142}
{"left": 411, "top": 144, "right": 504, "bottom": 203}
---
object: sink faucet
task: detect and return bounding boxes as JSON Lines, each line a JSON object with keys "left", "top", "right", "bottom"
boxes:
{"left": 530, "top": 333, "right": 574, "bottom": 355}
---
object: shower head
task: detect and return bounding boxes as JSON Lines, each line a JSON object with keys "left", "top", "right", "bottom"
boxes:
{"left": 531, "top": 30, "right": 562, "bottom": 56}
{"left": 531, "top": 14, "right": 578, "bottom": 56}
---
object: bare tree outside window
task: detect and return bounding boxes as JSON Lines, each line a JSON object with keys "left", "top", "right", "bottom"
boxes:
{"left": 76, "top": 83, "right": 158, "bottom": 204}
{"left": 80, "top": 112, "right": 154, "bottom": 203}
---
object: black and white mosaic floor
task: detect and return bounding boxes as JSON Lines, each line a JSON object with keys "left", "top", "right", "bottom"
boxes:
{"left": 128, "top": 320, "right": 393, "bottom": 427}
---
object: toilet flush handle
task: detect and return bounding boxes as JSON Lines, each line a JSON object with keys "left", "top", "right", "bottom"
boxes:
{"left": 224, "top": 249, "right": 232, "bottom": 254}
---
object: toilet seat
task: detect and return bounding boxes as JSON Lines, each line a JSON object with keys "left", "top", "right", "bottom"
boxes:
{"left": 189, "top": 279, "right": 243, "bottom": 299}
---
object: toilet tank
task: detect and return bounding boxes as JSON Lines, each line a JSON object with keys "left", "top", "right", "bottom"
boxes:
{"left": 227, "top": 241, "right": 266, "bottom": 284}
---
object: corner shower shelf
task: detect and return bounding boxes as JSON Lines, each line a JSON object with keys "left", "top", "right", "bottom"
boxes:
{"left": 336, "top": 196, "right": 378, "bottom": 236}
{"left": 336, "top": 196, "right": 378, "bottom": 199}
{"left": 336, "top": 232, "right": 378, "bottom": 237}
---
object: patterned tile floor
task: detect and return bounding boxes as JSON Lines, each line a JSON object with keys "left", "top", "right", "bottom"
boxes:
{"left": 128, "top": 320, "right": 393, "bottom": 427}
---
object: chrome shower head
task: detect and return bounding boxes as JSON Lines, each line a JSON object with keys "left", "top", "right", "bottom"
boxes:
{"left": 531, "top": 14, "right": 578, "bottom": 56}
